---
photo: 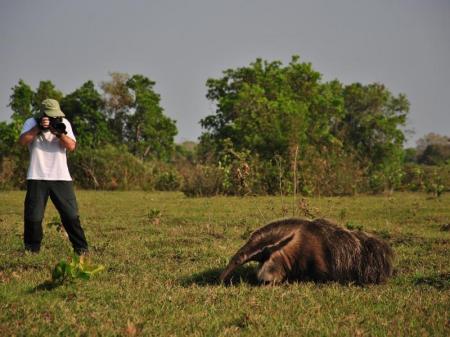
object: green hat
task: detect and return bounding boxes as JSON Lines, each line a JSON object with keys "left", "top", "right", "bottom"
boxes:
{"left": 41, "top": 99, "right": 65, "bottom": 117}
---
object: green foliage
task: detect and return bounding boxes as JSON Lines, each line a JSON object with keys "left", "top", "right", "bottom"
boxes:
{"left": 125, "top": 75, "right": 178, "bottom": 161}
{"left": 404, "top": 147, "right": 418, "bottom": 163}
{"left": 199, "top": 56, "right": 410, "bottom": 196}
{"left": 0, "top": 157, "right": 26, "bottom": 190}
{"left": 0, "top": 121, "right": 23, "bottom": 157}
{"left": 340, "top": 83, "right": 408, "bottom": 164}
{"left": 147, "top": 208, "right": 162, "bottom": 224}
{"left": 61, "top": 81, "right": 112, "bottom": 148}
{"left": 100, "top": 72, "right": 134, "bottom": 142}
{"left": 69, "top": 145, "right": 154, "bottom": 190}
{"left": 46, "top": 216, "right": 63, "bottom": 233}
{"left": 1, "top": 75, "right": 178, "bottom": 184}
{"left": 99, "top": 73, "right": 179, "bottom": 160}
{"left": 416, "top": 132, "right": 450, "bottom": 160}
{"left": 0, "top": 74, "right": 182, "bottom": 190}
{"left": 180, "top": 164, "right": 225, "bottom": 197}
{"left": 401, "top": 164, "right": 450, "bottom": 194}
{"left": 32, "top": 81, "right": 64, "bottom": 113}
{"left": 345, "top": 222, "right": 364, "bottom": 231}
{"left": 418, "top": 144, "right": 450, "bottom": 165}
{"left": 51, "top": 255, "right": 104, "bottom": 284}
{"left": 9, "top": 79, "right": 34, "bottom": 121}
{"left": 1, "top": 65, "right": 446, "bottom": 197}
{"left": 1, "top": 80, "right": 36, "bottom": 162}
{"left": 201, "top": 56, "right": 340, "bottom": 161}
{"left": 0, "top": 120, "right": 28, "bottom": 189}
{"left": 424, "top": 170, "right": 445, "bottom": 198}
{"left": 153, "top": 169, "right": 182, "bottom": 191}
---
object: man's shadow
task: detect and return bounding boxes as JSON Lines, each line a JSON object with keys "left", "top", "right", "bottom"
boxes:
{"left": 181, "top": 264, "right": 260, "bottom": 286}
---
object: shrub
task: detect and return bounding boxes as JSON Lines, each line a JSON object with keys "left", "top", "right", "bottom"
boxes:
{"left": 69, "top": 145, "right": 154, "bottom": 190}
{"left": 180, "top": 164, "right": 225, "bottom": 197}
{"left": 153, "top": 166, "right": 182, "bottom": 191}
{"left": 0, "top": 156, "right": 28, "bottom": 190}
{"left": 418, "top": 144, "right": 450, "bottom": 165}
{"left": 401, "top": 164, "right": 450, "bottom": 193}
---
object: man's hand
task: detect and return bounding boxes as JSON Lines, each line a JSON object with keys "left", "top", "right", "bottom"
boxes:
{"left": 57, "top": 133, "right": 76, "bottom": 151}
{"left": 39, "top": 116, "right": 50, "bottom": 130}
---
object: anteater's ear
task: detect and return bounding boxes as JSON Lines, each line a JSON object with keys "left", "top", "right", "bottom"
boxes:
{"left": 266, "top": 233, "right": 295, "bottom": 253}
{"left": 251, "top": 233, "right": 295, "bottom": 262}
{"left": 220, "top": 232, "right": 295, "bottom": 283}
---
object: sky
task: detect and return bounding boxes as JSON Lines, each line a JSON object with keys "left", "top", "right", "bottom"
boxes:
{"left": 1, "top": 0, "right": 449, "bottom": 147}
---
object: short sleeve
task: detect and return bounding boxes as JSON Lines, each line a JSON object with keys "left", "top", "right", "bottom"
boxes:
{"left": 63, "top": 118, "right": 76, "bottom": 142}
{"left": 20, "top": 118, "right": 37, "bottom": 135}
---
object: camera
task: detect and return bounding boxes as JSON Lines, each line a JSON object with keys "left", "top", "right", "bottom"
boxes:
{"left": 36, "top": 116, "right": 67, "bottom": 134}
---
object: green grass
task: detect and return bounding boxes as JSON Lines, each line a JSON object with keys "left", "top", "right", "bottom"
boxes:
{"left": 0, "top": 191, "right": 449, "bottom": 336}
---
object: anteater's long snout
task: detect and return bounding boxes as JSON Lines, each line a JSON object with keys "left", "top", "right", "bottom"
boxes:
{"left": 219, "top": 260, "right": 238, "bottom": 283}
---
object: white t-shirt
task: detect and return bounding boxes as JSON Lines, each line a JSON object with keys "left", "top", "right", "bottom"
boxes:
{"left": 20, "top": 117, "right": 76, "bottom": 181}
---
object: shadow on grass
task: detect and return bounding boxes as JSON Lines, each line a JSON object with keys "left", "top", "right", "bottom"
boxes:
{"left": 27, "top": 280, "right": 62, "bottom": 293}
{"left": 413, "top": 272, "right": 450, "bottom": 290}
{"left": 180, "top": 265, "right": 260, "bottom": 287}
{"left": 181, "top": 266, "right": 372, "bottom": 287}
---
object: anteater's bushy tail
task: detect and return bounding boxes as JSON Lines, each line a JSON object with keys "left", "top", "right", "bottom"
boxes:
{"left": 353, "top": 230, "right": 394, "bottom": 284}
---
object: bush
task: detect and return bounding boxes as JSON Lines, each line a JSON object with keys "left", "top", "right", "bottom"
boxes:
{"left": 0, "top": 156, "right": 28, "bottom": 190}
{"left": 69, "top": 145, "right": 154, "bottom": 190}
{"left": 418, "top": 144, "right": 450, "bottom": 165}
{"left": 178, "top": 144, "right": 369, "bottom": 197}
{"left": 153, "top": 165, "right": 182, "bottom": 191}
{"left": 180, "top": 164, "right": 225, "bottom": 197}
{"left": 293, "top": 146, "right": 366, "bottom": 196}
{"left": 401, "top": 164, "right": 450, "bottom": 193}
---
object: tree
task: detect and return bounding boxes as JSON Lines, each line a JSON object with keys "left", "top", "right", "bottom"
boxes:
{"left": 9, "top": 80, "right": 34, "bottom": 121}
{"left": 418, "top": 144, "right": 450, "bottom": 165}
{"left": 0, "top": 80, "right": 37, "bottom": 187}
{"left": 61, "top": 81, "right": 112, "bottom": 148}
{"left": 200, "top": 56, "right": 343, "bottom": 161}
{"left": 3, "top": 79, "right": 65, "bottom": 154}
{"left": 416, "top": 133, "right": 450, "bottom": 155}
{"left": 99, "top": 73, "right": 178, "bottom": 160}
{"left": 124, "top": 74, "right": 177, "bottom": 161}
{"left": 32, "top": 80, "right": 64, "bottom": 113}
{"left": 339, "top": 83, "right": 409, "bottom": 164}
{"left": 337, "top": 83, "right": 409, "bottom": 191}
{"left": 2, "top": 80, "right": 35, "bottom": 155}
{"left": 199, "top": 56, "right": 410, "bottom": 194}
{"left": 100, "top": 72, "right": 134, "bottom": 143}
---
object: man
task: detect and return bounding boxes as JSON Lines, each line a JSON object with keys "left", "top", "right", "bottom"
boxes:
{"left": 18, "top": 98, "right": 88, "bottom": 255}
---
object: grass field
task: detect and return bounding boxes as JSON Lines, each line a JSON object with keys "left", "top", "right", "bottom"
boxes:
{"left": 0, "top": 191, "right": 449, "bottom": 336}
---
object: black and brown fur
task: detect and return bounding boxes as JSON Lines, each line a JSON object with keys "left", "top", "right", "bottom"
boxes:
{"left": 220, "top": 218, "right": 393, "bottom": 285}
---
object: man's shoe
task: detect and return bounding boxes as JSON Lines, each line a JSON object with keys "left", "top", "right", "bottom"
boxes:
{"left": 24, "top": 245, "right": 40, "bottom": 254}
{"left": 74, "top": 248, "right": 89, "bottom": 256}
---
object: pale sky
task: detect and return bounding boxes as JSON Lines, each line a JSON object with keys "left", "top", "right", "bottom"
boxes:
{"left": 1, "top": 0, "right": 449, "bottom": 147}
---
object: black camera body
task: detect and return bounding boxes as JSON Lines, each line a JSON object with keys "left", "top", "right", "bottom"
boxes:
{"left": 36, "top": 116, "right": 67, "bottom": 134}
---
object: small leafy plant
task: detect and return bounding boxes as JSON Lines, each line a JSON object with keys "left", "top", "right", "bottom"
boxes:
{"left": 346, "top": 222, "right": 364, "bottom": 231}
{"left": 147, "top": 208, "right": 162, "bottom": 225}
{"left": 338, "top": 208, "right": 347, "bottom": 222}
{"left": 425, "top": 182, "right": 445, "bottom": 198}
{"left": 47, "top": 216, "right": 63, "bottom": 232}
{"left": 51, "top": 254, "right": 104, "bottom": 284}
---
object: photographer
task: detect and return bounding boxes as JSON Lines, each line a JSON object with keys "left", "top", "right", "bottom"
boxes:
{"left": 18, "top": 98, "right": 88, "bottom": 255}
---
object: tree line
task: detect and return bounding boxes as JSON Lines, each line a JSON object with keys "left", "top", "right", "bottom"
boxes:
{"left": 0, "top": 56, "right": 449, "bottom": 195}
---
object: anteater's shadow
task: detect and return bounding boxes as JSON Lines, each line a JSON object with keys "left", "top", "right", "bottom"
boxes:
{"left": 181, "top": 265, "right": 260, "bottom": 287}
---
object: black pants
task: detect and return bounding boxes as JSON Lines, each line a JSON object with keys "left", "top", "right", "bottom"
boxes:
{"left": 24, "top": 180, "right": 88, "bottom": 254}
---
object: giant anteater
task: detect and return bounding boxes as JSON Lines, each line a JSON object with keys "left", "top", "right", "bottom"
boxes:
{"left": 220, "top": 218, "right": 393, "bottom": 285}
